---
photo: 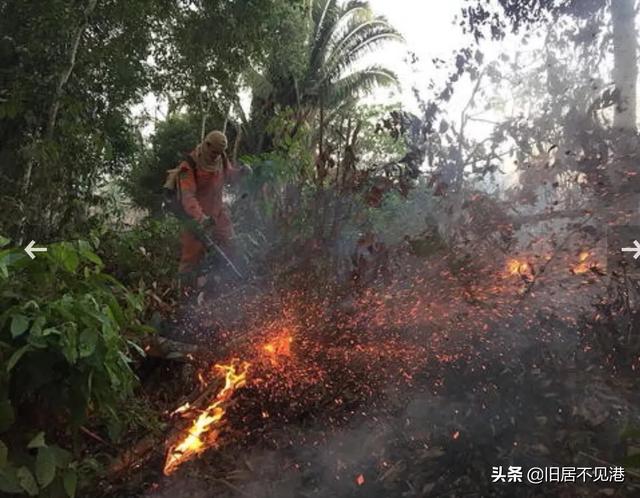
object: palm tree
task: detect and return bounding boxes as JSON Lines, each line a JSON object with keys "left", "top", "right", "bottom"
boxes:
{"left": 303, "top": 0, "right": 403, "bottom": 110}
{"left": 247, "top": 0, "right": 403, "bottom": 152}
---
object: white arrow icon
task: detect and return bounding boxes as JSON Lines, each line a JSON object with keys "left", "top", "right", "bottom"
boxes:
{"left": 621, "top": 240, "right": 640, "bottom": 259}
{"left": 24, "top": 240, "right": 47, "bottom": 259}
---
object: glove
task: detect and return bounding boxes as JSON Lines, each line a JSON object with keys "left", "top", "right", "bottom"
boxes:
{"left": 200, "top": 215, "right": 214, "bottom": 228}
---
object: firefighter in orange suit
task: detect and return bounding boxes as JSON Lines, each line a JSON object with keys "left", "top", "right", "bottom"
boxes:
{"left": 177, "top": 130, "right": 249, "bottom": 273}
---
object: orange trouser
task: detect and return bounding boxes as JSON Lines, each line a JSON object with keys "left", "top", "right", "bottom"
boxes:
{"left": 179, "top": 211, "right": 235, "bottom": 273}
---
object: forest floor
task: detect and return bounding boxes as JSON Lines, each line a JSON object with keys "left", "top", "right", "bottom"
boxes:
{"left": 103, "top": 241, "right": 640, "bottom": 498}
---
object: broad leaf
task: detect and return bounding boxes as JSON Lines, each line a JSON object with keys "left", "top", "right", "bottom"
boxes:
{"left": 78, "top": 329, "right": 98, "bottom": 358}
{"left": 50, "top": 243, "right": 80, "bottom": 273}
{"left": 10, "top": 314, "right": 29, "bottom": 338}
{"left": 16, "top": 466, "right": 38, "bottom": 496}
{"left": 63, "top": 469, "right": 77, "bottom": 498}
{"left": 78, "top": 240, "right": 103, "bottom": 267}
{"left": 27, "top": 432, "right": 46, "bottom": 449}
{"left": 36, "top": 447, "right": 56, "bottom": 487}
{"left": 51, "top": 446, "right": 72, "bottom": 468}
{"left": 0, "top": 465, "right": 22, "bottom": 493}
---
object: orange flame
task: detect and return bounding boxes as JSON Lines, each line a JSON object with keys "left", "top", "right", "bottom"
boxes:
{"left": 163, "top": 360, "right": 250, "bottom": 475}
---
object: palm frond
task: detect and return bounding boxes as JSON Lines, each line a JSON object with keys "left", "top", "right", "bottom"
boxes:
{"left": 307, "top": 0, "right": 372, "bottom": 90}
{"left": 323, "top": 19, "right": 403, "bottom": 83}
{"left": 310, "top": 0, "right": 339, "bottom": 62}
{"left": 327, "top": 66, "right": 399, "bottom": 107}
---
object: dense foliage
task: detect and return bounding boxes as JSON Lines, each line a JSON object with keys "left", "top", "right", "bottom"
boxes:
{"left": 0, "top": 236, "right": 149, "bottom": 495}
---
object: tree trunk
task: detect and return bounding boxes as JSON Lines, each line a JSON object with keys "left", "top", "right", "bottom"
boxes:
{"left": 232, "top": 121, "right": 242, "bottom": 163}
{"left": 611, "top": 0, "right": 637, "bottom": 133}
{"left": 200, "top": 112, "right": 208, "bottom": 141}
{"left": 18, "top": 0, "right": 97, "bottom": 243}
{"left": 46, "top": 0, "right": 98, "bottom": 139}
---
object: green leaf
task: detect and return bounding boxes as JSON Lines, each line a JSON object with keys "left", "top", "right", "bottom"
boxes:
{"left": 36, "top": 447, "right": 56, "bottom": 488}
{"left": 50, "top": 243, "right": 80, "bottom": 273}
{"left": 29, "top": 316, "right": 46, "bottom": 336}
{"left": 0, "top": 465, "right": 22, "bottom": 493}
{"left": 6, "top": 345, "right": 32, "bottom": 372}
{"left": 78, "top": 329, "right": 97, "bottom": 358}
{"left": 78, "top": 241, "right": 103, "bottom": 267}
{"left": 27, "top": 432, "right": 46, "bottom": 449}
{"left": 63, "top": 469, "right": 77, "bottom": 498}
{"left": 0, "top": 440, "right": 7, "bottom": 466}
{"left": 60, "top": 325, "right": 78, "bottom": 364}
{"left": 0, "top": 236, "right": 10, "bottom": 248}
{"left": 10, "top": 314, "right": 29, "bottom": 338}
{"left": 127, "top": 339, "right": 147, "bottom": 358}
{"left": 50, "top": 446, "right": 72, "bottom": 468}
{"left": 16, "top": 466, "right": 38, "bottom": 496}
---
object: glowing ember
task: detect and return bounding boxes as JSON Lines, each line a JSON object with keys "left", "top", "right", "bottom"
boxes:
{"left": 571, "top": 251, "right": 598, "bottom": 275}
{"left": 506, "top": 258, "right": 533, "bottom": 278}
{"left": 262, "top": 330, "right": 293, "bottom": 364}
{"left": 171, "top": 402, "right": 191, "bottom": 416}
{"left": 164, "top": 360, "right": 250, "bottom": 475}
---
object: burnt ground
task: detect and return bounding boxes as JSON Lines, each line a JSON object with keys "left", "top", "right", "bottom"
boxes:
{"left": 106, "top": 246, "right": 640, "bottom": 498}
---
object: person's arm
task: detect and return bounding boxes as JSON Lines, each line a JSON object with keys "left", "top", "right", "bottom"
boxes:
{"left": 178, "top": 162, "right": 206, "bottom": 222}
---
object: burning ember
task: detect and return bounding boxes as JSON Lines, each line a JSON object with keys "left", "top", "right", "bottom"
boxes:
{"left": 164, "top": 360, "right": 250, "bottom": 475}
{"left": 506, "top": 258, "right": 533, "bottom": 279}
{"left": 262, "top": 330, "right": 293, "bottom": 364}
{"left": 570, "top": 250, "right": 600, "bottom": 275}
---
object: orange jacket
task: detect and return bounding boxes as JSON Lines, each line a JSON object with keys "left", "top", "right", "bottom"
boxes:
{"left": 178, "top": 153, "right": 243, "bottom": 222}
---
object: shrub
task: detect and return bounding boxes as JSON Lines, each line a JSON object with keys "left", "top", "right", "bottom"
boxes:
{"left": 97, "top": 217, "right": 182, "bottom": 319}
{"left": 0, "top": 235, "right": 150, "bottom": 496}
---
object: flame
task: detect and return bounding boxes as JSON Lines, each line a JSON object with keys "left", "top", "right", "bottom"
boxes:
{"left": 163, "top": 360, "right": 250, "bottom": 475}
{"left": 164, "top": 330, "right": 298, "bottom": 476}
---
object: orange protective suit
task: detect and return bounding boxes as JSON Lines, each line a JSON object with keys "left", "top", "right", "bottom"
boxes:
{"left": 178, "top": 153, "right": 244, "bottom": 273}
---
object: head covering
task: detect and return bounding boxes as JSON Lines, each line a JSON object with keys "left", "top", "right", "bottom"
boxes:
{"left": 193, "top": 130, "right": 228, "bottom": 172}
